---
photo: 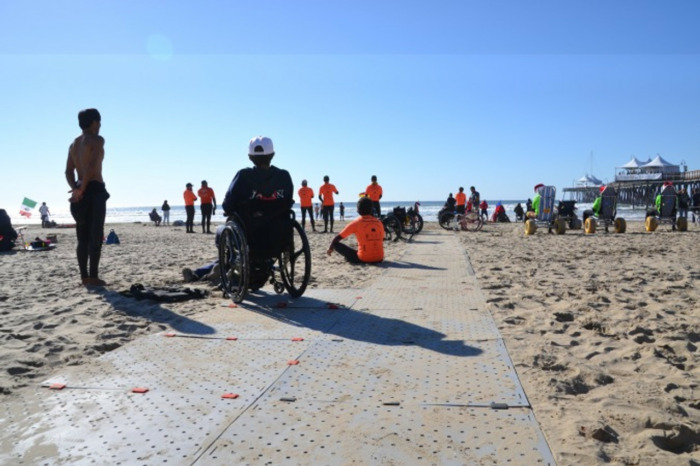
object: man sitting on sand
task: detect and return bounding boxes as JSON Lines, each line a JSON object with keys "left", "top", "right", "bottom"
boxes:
{"left": 327, "top": 197, "right": 384, "bottom": 264}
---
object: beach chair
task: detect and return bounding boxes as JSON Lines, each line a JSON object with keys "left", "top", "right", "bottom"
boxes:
{"left": 646, "top": 184, "right": 686, "bottom": 232}
{"left": 524, "top": 186, "right": 566, "bottom": 235}
{"left": 219, "top": 200, "right": 311, "bottom": 303}
{"left": 584, "top": 186, "right": 626, "bottom": 234}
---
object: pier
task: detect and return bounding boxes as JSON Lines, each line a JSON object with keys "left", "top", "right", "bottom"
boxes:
{"left": 564, "top": 169, "right": 700, "bottom": 207}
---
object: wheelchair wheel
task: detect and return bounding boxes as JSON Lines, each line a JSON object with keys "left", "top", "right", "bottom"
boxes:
{"left": 524, "top": 219, "right": 537, "bottom": 235}
{"left": 677, "top": 217, "right": 688, "bottom": 232}
{"left": 614, "top": 217, "right": 627, "bottom": 234}
{"left": 584, "top": 217, "right": 596, "bottom": 234}
{"left": 279, "top": 221, "right": 311, "bottom": 298}
{"left": 645, "top": 216, "right": 658, "bottom": 232}
{"left": 413, "top": 213, "right": 424, "bottom": 233}
{"left": 219, "top": 221, "right": 249, "bottom": 303}
{"left": 462, "top": 212, "right": 482, "bottom": 231}
{"left": 554, "top": 218, "right": 567, "bottom": 235}
{"left": 383, "top": 216, "right": 401, "bottom": 241}
{"left": 439, "top": 212, "right": 454, "bottom": 230}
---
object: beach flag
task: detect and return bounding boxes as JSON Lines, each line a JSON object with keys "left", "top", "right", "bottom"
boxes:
{"left": 19, "top": 197, "right": 37, "bottom": 218}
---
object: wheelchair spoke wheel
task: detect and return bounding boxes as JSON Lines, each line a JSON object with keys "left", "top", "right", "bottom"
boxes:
{"left": 219, "top": 222, "right": 249, "bottom": 303}
{"left": 462, "top": 212, "right": 482, "bottom": 231}
{"left": 382, "top": 216, "right": 402, "bottom": 242}
{"left": 438, "top": 212, "right": 454, "bottom": 230}
{"left": 280, "top": 221, "right": 311, "bottom": 298}
{"left": 413, "top": 213, "right": 424, "bottom": 233}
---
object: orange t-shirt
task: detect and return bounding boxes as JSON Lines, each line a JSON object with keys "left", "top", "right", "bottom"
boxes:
{"left": 339, "top": 215, "right": 385, "bottom": 262}
{"left": 319, "top": 183, "right": 338, "bottom": 206}
{"left": 455, "top": 192, "right": 466, "bottom": 207}
{"left": 183, "top": 189, "right": 197, "bottom": 206}
{"left": 198, "top": 187, "right": 215, "bottom": 204}
{"left": 365, "top": 183, "right": 383, "bottom": 202}
{"left": 298, "top": 186, "right": 314, "bottom": 208}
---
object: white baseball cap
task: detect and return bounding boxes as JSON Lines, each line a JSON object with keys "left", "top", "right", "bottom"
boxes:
{"left": 248, "top": 136, "right": 275, "bottom": 157}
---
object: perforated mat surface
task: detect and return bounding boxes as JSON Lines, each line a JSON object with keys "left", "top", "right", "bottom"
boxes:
{"left": 0, "top": 229, "right": 555, "bottom": 465}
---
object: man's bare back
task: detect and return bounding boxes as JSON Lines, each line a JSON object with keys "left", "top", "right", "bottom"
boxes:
{"left": 65, "top": 130, "right": 104, "bottom": 203}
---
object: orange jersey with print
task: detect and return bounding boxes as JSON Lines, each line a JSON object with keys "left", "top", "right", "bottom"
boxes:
{"left": 339, "top": 215, "right": 385, "bottom": 262}
{"left": 319, "top": 183, "right": 337, "bottom": 206}
{"left": 198, "top": 187, "right": 215, "bottom": 204}
{"left": 455, "top": 192, "right": 466, "bottom": 206}
{"left": 365, "top": 183, "right": 383, "bottom": 202}
{"left": 298, "top": 186, "right": 314, "bottom": 208}
{"left": 183, "top": 190, "right": 197, "bottom": 206}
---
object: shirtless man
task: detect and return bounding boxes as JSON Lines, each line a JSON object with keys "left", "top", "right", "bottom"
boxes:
{"left": 65, "top": 108, "right": 110, "bottom": 286}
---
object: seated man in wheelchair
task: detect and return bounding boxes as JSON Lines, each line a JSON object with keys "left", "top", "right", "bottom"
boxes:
{"left": 220, "top": 136, "right": 295, "bottom": 291}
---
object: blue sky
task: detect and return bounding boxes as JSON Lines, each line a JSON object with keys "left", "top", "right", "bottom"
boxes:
{"left": 1, "top": 1, "right": 699, "bottom": 216}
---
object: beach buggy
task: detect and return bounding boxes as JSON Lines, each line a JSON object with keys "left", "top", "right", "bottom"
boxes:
{"left": 583, "top": 186, "right": 626, "bottom": 234}
{"left": 524, "top": 185, "right": 567, "bottom": 235}
{"left": 645, "top": 183, "right": 687, "bottom": 232}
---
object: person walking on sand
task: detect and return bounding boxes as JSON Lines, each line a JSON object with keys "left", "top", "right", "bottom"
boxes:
{"left": 183, "top": 182, "right": 197, "bottom": 233}
{"left": 327, "top": 196, "right": 384, "bottom": 264}
{"left": 314, "top": 203, "right": 320, "bottom": 220}
{"left": 339, "top": 202, "right": 345, "bottom": 221}
{"left": 198, "top": 180, "right": 217, "bottom": 233}
{"left": 319, "top": 175, "right": 339, "bottom": 233}
{"left": 65, "top": 108, "right": 110, "bottom": 287}
{"left": 39, "top": 202, "right": 51, "bottom": 228}
{"left": 161, "top": 200, "right": 171, "bottom": 225}
{"left": 365, "top": 175, "right": 383, "bottom": 216}
{"left": 298, "top": 179, "right": 316, "bottom": 231}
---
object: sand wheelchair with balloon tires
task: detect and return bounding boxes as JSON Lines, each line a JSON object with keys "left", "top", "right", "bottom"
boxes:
{"left": 524, "top": 186, "right": 567, "bottom": 235}
{"left": 218, "top": 200, "right": 311, "bottom": 303}
{"left": 583, "top": 186, "right": 626, "bottom": 234}
{"left": 645, "top": 184, "right": 687, "bottom": 232}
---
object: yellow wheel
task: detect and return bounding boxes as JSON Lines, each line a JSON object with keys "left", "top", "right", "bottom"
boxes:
{"left": 524, "top": 219, "right": 537, "bottom": 235}
{"left": 555, "top": 218, "right": 566, "bottom": 234}
{"left": 614, "top": 217, "right": 626, "bottom": 234}
{"left": 677, "top": 217, "right": 688, "bottom": 232}
{"left": 645, "top": 216, "right": 658, "bottom": 232}
{"left": 584, "top": 217, "right": 596, "bottom": 234}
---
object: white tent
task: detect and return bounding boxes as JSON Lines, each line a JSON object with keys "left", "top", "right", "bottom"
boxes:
{"left": 640, "top": 155, "right": 679, "bottom": 172}
{"left": 618, "top": 157, "right": 645, "bottom": 169}
{"left": 576, "top": 174, "right": 603, "bottom": 186}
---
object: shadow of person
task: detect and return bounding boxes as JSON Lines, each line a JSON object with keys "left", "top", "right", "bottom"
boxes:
{"left": 241, "top": 294, "right": 483, "bottom": 358}
{"left": 94, "top": 288, "right": 216, "bottom": 335}
{"left": 377, "top": 260, "right": 445, "bottom": 271}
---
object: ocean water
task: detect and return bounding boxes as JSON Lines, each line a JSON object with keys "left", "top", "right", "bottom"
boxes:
{"left": 11, "top": 200, "right": 652, "bottom": 226}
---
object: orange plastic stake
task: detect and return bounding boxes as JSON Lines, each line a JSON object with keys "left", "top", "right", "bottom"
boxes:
{"left": 49, "top": 383, "right": 66, "bottom": 390}
{"left": 291, "top": 337, "right": 304, "bottom": 342}
{"left": 132, "top": 387, "right": 149, "bottom": 394}
{"left": 287, "top": 360, "right": 300, "bottom": 365}
{"left": 226, "top": 336, "right": 238, "bottom": 341}
{"left": 327, "top": 303, "right": 339, "bottom": 309}
{"left": 164, "top": 333, "right": 176, "bottom": 337}
{"left": 228, "top": 303, "right": 237, "bottom": 308}
{"left": 221, "top": 393, "right": 239, "bottom": 399}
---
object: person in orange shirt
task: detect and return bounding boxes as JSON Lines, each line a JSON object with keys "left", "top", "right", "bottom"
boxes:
{"left": 455, "top": 187, "right": 467, "bottom": 214}
{"left": 327, "top": 197, "right": 384, "bottom": 264}
{"left": 365, "top": 175, "right": 383, "bottom": 216}
{"left": 198, "top": 180, "right": 217, "bottom": 234}
{"left": 297, "top": 179, "right": 316, "bottom": 231}
{"left": 318, "top": 175, "right": 339, "bottom": 233}
{"left": 183, "top": 182, "right": 197, "bottom": 233}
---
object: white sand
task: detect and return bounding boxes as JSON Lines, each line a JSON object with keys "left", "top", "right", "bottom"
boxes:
{"left": 1, "top": 220, "right": 698, "bottom": 463}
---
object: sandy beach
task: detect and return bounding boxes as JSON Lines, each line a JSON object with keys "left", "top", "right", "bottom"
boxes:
{"left": 1, "top": 220, "right": 698, "bottom": 464}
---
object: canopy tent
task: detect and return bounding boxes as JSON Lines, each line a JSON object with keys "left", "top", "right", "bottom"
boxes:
{"left": 576, "top": 174, "right": 603, "bottom": 186}
{"left": 640, "top": 155, "right": 679, "bottom": 172}
{"left": 617, "top": 157, "right": 648, "bottom": 169}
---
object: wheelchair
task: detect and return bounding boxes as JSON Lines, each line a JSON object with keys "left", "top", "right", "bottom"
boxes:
{"left": 218, "top": 205, "right": 311, "bottom": 303}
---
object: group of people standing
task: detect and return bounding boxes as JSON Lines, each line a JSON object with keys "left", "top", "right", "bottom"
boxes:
{"left": 182, "top": 180, "right": 217, "bottom": 233}
{"left": 445, "top": 186, "right": 489, "bottom": 220}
